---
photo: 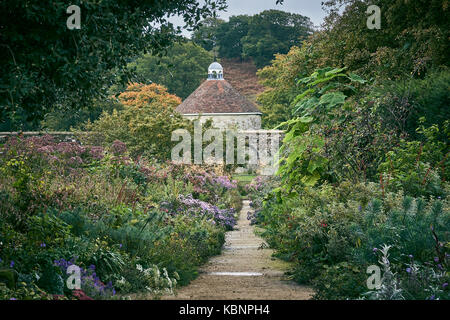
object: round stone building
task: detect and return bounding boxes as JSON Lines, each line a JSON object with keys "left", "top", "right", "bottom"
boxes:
{"left": 175, "top": 62, "right": 262, "bottom": 130}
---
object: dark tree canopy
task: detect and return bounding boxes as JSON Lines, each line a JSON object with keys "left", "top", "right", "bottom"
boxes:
{"left": 128, "top": 41, "right": 214, "bottom": 99}
{"left": 192, "top": 17, "right": 225, "bottom": 52}
{"left": 241, "top": 10, "right": 314, "bottom": 68}
{"left": 317, "top": 0, "right": 450, "bottom": 79}
{"left": 257, "top": 0, "right": 450, "bottom": 130}
{"left": 203, "top": 10, "right": 313, "bottom": 68}
{"left": 216, "top": 15, "right": 251, "bottom": 59}
{"left": 0, "top": 0, "right": 227, "bottom": 130}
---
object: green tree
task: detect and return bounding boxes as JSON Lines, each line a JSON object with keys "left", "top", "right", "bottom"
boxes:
{"left": 192, "top": 17, "right": 225, "bottom": 52}
{"left": 0, "top": 0, "right": 227, "bottom": 129}
{"left": 242, "top": 10, "right": 313, "bottom": 68}
{"left": 40, "top": 99, "right": 123, "bottom": 131}
{"left": 216, "top": 15, "right": 251, "bottom": 59}
{"left": 277, "top": 67, "right": 366, "bottom": 188}
{"left": 257, "top": 45, "right": 315, "bottom": 128}
{"left": 128, "top": 41, "right": 214, "bottom": 99}
{"left": 82, "top": 83, "right": 188, "bottom": 160}
{"left": 316, "top": 0, "right": 450, "bottom": 79}
{"left": 257, "top": 0, "right": 450, "bottom": 129}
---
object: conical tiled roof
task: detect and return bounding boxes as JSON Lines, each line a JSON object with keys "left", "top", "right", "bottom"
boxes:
{"left": 176, "top": 79, "right": 262, "bottom": 114}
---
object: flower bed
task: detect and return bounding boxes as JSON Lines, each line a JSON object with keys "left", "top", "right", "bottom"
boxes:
{"left": 0, "top": 135, "right": 240, "bottom": 299}
{"left": 247, "top": 177, "right": 449, "bottom": 300}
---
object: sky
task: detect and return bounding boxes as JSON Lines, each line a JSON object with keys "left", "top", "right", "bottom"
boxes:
{"left": 170, "top": 0, "right": 329, "bottom": 37}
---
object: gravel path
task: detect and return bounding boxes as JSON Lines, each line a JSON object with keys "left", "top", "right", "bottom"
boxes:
{"left": 163, "top": 200, "right": 313, "bottom": 300}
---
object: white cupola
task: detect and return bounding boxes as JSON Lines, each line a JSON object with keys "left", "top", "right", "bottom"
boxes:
{"left": 207, "top": 62, "right": 224, "bottom": 80}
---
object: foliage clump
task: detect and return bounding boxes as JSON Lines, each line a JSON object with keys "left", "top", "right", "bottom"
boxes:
{"left": 0, "top": 134, "right": 240, "bottom": 300}
{"left": 247, "top": 0, "right": 449, "bottom": 301}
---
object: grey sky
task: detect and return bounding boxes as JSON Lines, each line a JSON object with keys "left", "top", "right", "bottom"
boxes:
{"left": 170, "top": 0, "right": 328, "bottom": 37}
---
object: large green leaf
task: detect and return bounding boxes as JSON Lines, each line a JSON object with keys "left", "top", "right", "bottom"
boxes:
{"left": 324, "top": 67, "right": 347, "bottom": 77}
{"left": 309, "top": 73, "right": 347, "bottom": 87}
{"left": 319, "top": 92, "right": 347, "bottom": 108}
{"left": 294, "top": 97, "right": 319, "bottom": 115}
{"left": 300, "top": 171, "right": 321, "bottom": 186}
{"left": 307, "top": 156, "right": 328, "bottom": 174}
{"left": 348, "top": 73, "right": 366, "bottom": 84}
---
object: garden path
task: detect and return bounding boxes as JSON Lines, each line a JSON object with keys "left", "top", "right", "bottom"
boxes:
{"left": 163, "top": 200, "right": 313, "bottom": 299}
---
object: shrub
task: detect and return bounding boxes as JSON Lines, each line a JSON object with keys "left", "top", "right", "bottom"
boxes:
{"left": 80, "top": 83, "right": 190, "bottom": 161}
{"left": 0, "top": 135, "right": 238, "bottom": 300}
{"left": 249, "top": 177, "right": 449, "bottom": 300}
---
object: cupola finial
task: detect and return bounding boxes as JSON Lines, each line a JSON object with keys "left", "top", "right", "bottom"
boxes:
{"left": 208, "top": 62, "right": 224, "bottom": 80}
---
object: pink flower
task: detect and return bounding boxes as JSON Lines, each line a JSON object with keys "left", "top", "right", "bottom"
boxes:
{"left": 89, "top": 146, "right": 104, "bottom": 160}
{"left": 111, "top": 140, "right": 127, "bottom": 155}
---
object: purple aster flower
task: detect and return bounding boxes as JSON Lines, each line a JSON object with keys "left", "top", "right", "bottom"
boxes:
{"left": 10, "top": 261, "right": 14, "bottom": 268}
{"left": 443, "top": 283, "right": 448, "bottom": 289}
{"left": 434, "top": 257, "right": 439, "bottom": 263}
{"left": 40, "top": 243, "right": 46, "bottom": 247}
{"left": 406, "top": 267, "right": 411, "bottom": 273}
{"left": 373, "top": 248, "right": 378, "bottom": 253}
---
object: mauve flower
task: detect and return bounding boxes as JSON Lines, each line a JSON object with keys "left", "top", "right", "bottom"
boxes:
{"left": 406, "top": 267, "right": 411, "bottom": 273}
{"left": 37, "top": 145, "right": 55, "bottom": 154}
{"left": 40, "top": 243, "right": 46, "bottom": 247}
{"left": 111, "top": 140, "right": 127, "bottom": 155}
{"left": 89, "top": 146, "right": 104, "bottom": 160}
{"left": 10, "top": 261, "right": 14, "bottom": 268}
{"left": 68, "top": 156, "right": 83, "bottom": 165}
{"left": 178, "top": 194, "right": 236, "bottom": 228}
{"left": 373, "top": 248, "right": 378, "bottom": 252}
{"left": 434, "top": 257, "right": 439, "bottom": 263}
{"left": 408, "top": 255, "right": 413, "bottom": 259}
{"left": 56, "top": 142, "right": 85, "bottom": 156}
{"left": 49, "top": 155, "right": 59, "bottom": 163}
{"left": 213, "top": 176, "right": 237, "bottom": 189}
{"left": 443, "top": 283, "right": 448, "bottom": 288}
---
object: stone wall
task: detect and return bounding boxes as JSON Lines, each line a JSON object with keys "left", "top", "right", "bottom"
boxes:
{"left": 182, "top": 114, "right": 261, "bottom": 130}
